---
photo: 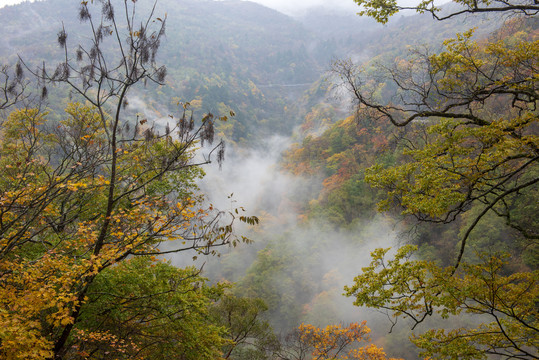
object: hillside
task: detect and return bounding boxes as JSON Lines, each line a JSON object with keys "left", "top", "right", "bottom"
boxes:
{"left": 0, "top": 0, "right": 497, "bottom": 144}
{"left": 0, "top": 0, "right": 536, "bottom": 358}
{"left": 0, "top": 0, "right": 324, "bottom": 143}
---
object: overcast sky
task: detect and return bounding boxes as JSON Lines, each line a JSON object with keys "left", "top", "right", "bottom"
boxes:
{"left": 0, "top": 0, "right": 23, "bottom": 7}
{"left": 246, "top": 0, "right": 358, "bottom": 14}
{"left": 0, "top": 0, "right": 359, "bottom": 15}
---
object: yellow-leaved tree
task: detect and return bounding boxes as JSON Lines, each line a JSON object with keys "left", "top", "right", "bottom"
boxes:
{"left": 277, "top": 322, "right": 402, "bottom": 360}
{"left": 0, "top": 1, "right": 257, "bottom": 358}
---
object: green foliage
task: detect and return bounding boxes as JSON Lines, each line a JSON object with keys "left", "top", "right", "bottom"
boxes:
{"left": 361, "top": 25, "right": 538, "bottom": 268}
{"left": 210, "top": 293, "right": 280, "bottom": 359}
{"left": 353, "top": 0, "right": 401, "bottom": 24}
{"left": 238, "top": 239, "right": 317, "bottom": 331}
{"left": 0, "top": 0, "right": 323, "bottom": 145}
{"left": 333, "top": 4, "right": 539, "bottom": 358}
{"left": 3, "top": 1, "right": 537, "bottom": 359}
{"left": 0, "top": 101, "right": 241, "bottom": 358}
{"left": 73, "top": 257, "right": 227, "bottom": 359}
{"left": 345, "top": 247, "right": 539, "bottom": 359}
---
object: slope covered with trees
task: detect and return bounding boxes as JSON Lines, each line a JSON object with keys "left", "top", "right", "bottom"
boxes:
{"left": 284, "top": 1, "right": 538, "bottom": 358}
{"left": 0, "top": 0, "right": 323, "bottom": 145}
{"left": 0, "top": 0, "right": 536, "bottom": 358}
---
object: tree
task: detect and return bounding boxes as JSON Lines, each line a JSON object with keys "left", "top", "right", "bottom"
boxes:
{"left": 334, "top": 24, "right": 538, "bottom": 265}
{"left": 277, "top": 322, "right": 400, "bottom": 360}
{"left": 210, "top": 293, "right": 280, "bottom": 360}
{"left": 345, "top": 246, "right": 538, "bottom": 359}
{"left": 352, "top": 0, "right": 539, "bottom": 24}
{"left": 0, "top": 63, "right": 27, "bottom": 111}
{"left": 71, "top": 256, "right": 227, "bottom": 360}
{"left": 335, "top": 1, "right": 538, "bottom": 359}
{"left": 0, "top": 0, "right": 257, "bottom": 358}
{"left": 363, "top": 25, "right": 537, "bottom": 267}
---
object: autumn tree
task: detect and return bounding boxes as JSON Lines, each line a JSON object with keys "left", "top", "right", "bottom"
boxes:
{"left": 345, "top": 246, "right": 538, "bottom": 359}
{"left": 277, "top": 322, "right": 400, "bottom": 360}
{"left": 0, "top": 0, "right": 256, "bottom": 358}
{"left": 340, "top": 23, "right": 539, "bottom": 268}
{"left": 335, "top": 1, "right": 538, "bottom": 359}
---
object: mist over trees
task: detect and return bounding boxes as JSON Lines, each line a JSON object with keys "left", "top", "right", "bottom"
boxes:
{"left": 0, "top": 0, "right": 537, "bottom": 359}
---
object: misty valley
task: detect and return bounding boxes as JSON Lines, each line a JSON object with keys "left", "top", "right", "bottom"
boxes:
{"left": 0, "top": 0, "right": 537, "bottom": 359}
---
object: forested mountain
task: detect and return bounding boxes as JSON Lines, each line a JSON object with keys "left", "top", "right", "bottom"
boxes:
{"left": 0, "top": 0, "right": 322, "bottom": 143}
{"left": 0, "top": 0, "right": 497, "bottom": 144}
{"left": 0, "top": 0, "right": 536, "bottom": 359}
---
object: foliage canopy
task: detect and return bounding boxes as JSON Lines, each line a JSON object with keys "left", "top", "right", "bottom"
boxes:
{"left": 0, "top": 0, "right": 257, "bottom": 358}
{"left": 339, "top": 1, "right": 538, "bottom": 359}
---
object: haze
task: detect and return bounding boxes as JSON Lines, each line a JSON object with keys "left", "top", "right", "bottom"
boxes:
{"left": 1, "top": 0, "right": 359, "bottom": 14}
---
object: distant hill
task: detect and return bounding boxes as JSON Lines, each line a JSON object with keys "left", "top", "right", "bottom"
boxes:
{"left": 0, "top": 0, "right": 500, "bottom": 143}
{"left": 0, "top": 0, "right": 323, "bottom": 143}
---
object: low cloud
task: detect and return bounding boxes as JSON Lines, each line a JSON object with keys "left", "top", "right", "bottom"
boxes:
{"left": 246, "top": 0, "right": 359, "bottom": 16}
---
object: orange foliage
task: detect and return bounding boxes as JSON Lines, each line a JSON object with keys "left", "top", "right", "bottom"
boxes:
{"left": 298, "top": 322, "right": 402, "bottom": 360}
